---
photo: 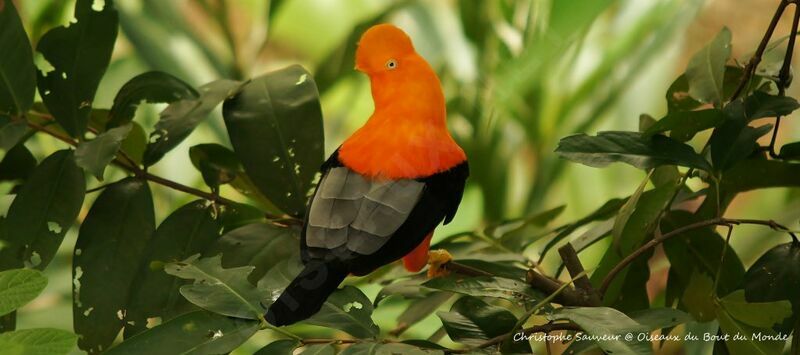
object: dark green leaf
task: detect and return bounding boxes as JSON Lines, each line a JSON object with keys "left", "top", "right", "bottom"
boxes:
{"left": 107, "top": 71, "right": 198, "bottom": 129}
{"left": 189, "top": 143, "right": 241, "bottom": 189}
{"left": 0, "top": 269, "right": 47, "bottom": 316}
{"left": 0, "top": 0, "right": 36, "bottom": 116}
{"left": 555, "top": 131, "right": 712, "bottom": 171}
{"left": 206, "top": 222, "right": 299, "bottom": 283}
{"left": 548, "top": 307, "right": 652, "bottom": 355}
{"left": 681, "top": 271, "right": 716, "bottom": 322}
{"left": 142, "top": 79, "right": 242, "bottom": 166}
{"left": 104, "top": 311, "right": 258, "bottom": 355}
{"left": 716, "top": 304, "right": 786, "bottom": 355}
{"left": 75, "top": 123, "right": 132, "bottom": 180}
{"left": 0, "top": 144, "right": 36, "bottom": 182}
{"left": 223, "top": 65, "right": 324, "bottom": 217}
{"left": 0, "top": 150, "right": 85, "bottom": 271}
{"left": 437, "top": 296, "right": 517, "bottom": 346}
{"left": 73, "top": 177, "right": 155, "bottom": 354}
{"left": 710, "top": 122, "right": 772, "bottom": 172}
{"left": 36, "top": 0, "right": 118, "bottom": 137}
{"left": 0, "top": 328, "right": 77, "bottom": 355}
{"left": 644, "top": 109, "right": 725, "bottom": 142}
{"left": 423, "top": 276, "right": 540, "bottom": 304}
{"left": 452, "top": 259, "right": 527, "bottom": 280}
{"left": 164, "top": 255, "right": 263, "bottom": 320}
{"left": 254, "top": 339, "right": 301, "bottom": 355}
{"left": 628, "top": 307, "right": 693, "bottom": 330}
{"left": 720, "top": 290, "right": 791, "bottom": 328}
{"left": 341, "top": 342, "right": 444, "bottom": 355}
{"left": 779, "top": 142, "right": 800, "bottom": 160}
{"left": 396, "top": 292, "right": 452, "bottom": 330}
{"left": 120, "top": 121, "right": 146, "bottom": 165}
{"left": 0, "top": 119, "right": 28, "bottom": 153}
{"left": 685, "top": 27, "right": 731, "bottom": 106}
{"left": 744, "top": 242, "right": 800, "bottom": 332}
{"left": 299, "top": 344, "right": 335, "bottom": 355}
{"left": 216, "top": 203, "right": 266, "bottom": 233}
{"left": 666, "top": 75, "right": 702, "bottom": 113}
{"left": 305, "top": 285, "right": 380, "bottom": 338}
{"left": 125, "top": 200, "right": 222, "bottom": 337}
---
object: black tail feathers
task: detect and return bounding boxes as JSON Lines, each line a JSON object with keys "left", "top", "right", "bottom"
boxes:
{"left": 265, "top": 260, "right": 347, "bottom": 326}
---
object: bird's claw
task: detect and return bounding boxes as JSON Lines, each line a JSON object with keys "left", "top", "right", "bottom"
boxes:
{"left": 426, "top": 249, "right": 453, "bottom": 278}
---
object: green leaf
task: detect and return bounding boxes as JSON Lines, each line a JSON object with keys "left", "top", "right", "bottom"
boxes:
{"left": 612, "top": 171, "right": 652, "bottom": 253}
{"left": 120, "top": 121, "right": 146, "bottom": 165}
{"left": 0, "top": 119, "right": 28, "bottom": 153}
{"left": 628, "top": 307, "right": 693, "bottom": 330}
{"left": 0, "top": 0, "right": 36, "bottom": 116}
{"left": 207, "top": 223, "right": 299, "bottom": 283}
{"left": 0, "top": 150, "right": 85, "bottom": 271}
{"left": 0, "top": 269, "right": 47, "bottom": 316}
{"left": 125, "top": 200, "right": 222, "bottom": 337}
{"left": 73, "top": 177, "right": 155, "bottom": 354}
{"left": 142, "top": 79, "right": 242, "bottom": 166}
{"left": 104, "top": 311, "right": 258, "bottom": 355}
{"left": 165, "top": 255, "right": 263, "bottom": 320}
{"left": 0, "top": 144, "right": 36, "bottom": 182}
{"left": 548, "top": 307, "right": 652, "bottom": 355}
{"left": 305, "top": 285, "right": 380, "bottom": 338}
{"left": 685, "top": 27, "right": 731, "bottom": 106}
{"left": 299, "top": 344, "right": 335, "bottom": 355}
{"left": 665, "top": 74, "right": 702, "bottom": 113}
{"left": 36, "top": 0, "right": 118, "bottom": 137}
{"left": 716, "top": 305, "right": 786, "bottom": 355}
{"left": 681, "top": 271, "right": 716, "bottom": 322}
{"left": 107, "top": 71, "right": 198, "bottom": 129}
{"left": 779, "top": 142, "right": 800, "bottom": 160}
{"left": 423, "top": 276, "right": 540, "bottom": 303}
{"left": 555, "top": 131, "right": 712, "bottom": 171}
{"left": 222, "top": 65, "right": 324, "bottom": 217}
{"left": 710, "top": 122, "right": 773, "bottom": 172}
{"left": 0, "top": 328, "right": 77, "bottom": 355}
{"left": 644, "top": 109, "right": 725, "bottom": 142}
{"left": 396, "top": 292, "right": 452, "bottom": 330}
{"left": 341, "top": 343, "right": 444, "bottom": 355}
{"left": 189, "top": 144, "right": 241, "bottom": 189}
{"left": 743, "top": 242, "right": 800, "bottom": 332}
{"left": 720, "top": 290, "right": 791, "bottom": 328}
{"left": 436, "top": 296, "right": 518, "bottom": 346}
{"left": 75, "top": 123, "right": 132, "bottom": 180}
{"left": 254, "top": 339, "right": 301, "bottom": 355}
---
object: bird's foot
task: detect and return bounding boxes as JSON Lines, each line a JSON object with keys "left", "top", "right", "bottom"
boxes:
{"left": 426, "top": 249, "right": 453, "bottom": 278}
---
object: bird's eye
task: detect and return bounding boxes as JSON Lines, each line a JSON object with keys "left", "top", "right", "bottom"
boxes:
{"left": 385, "top": 59, "right": 398, "bottom": 69}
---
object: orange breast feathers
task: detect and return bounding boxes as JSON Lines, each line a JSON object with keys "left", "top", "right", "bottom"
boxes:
{"left": 338, "top": 24, "right": 466, "bottom": 180}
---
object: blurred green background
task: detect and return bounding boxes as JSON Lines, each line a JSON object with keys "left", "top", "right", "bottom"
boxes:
{"left": 8, "top": 0, "right": 800, "bottom": 353}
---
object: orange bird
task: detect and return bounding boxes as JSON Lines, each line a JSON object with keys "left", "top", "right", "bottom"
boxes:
{"left": 266, "top": 24, "right": 468, "bottom": 326}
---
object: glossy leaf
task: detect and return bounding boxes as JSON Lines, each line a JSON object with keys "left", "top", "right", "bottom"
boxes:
{"left": 0, "top": 269, "right": 47, "bottom": 316}
{"left": 189, "top": 143, "right": 241, "bottom": 189}
{"left": 165, "top": 255, "right": 263, "bottom": 320}
{"left": 75, "top": 123, "right": 132, "bottom": 180}
{"left": 107, "top": 71, "right": 198, "bottom": 129}
{"left": 142, "top": 79, "right": 242, "bottom": 166}
{"left": 104, "top": 311, "right": 258, "bottom": 355}
{"left": 36, "top": 0, "right": 118, "bottom": 137}
{"left": 0, "top": 328, "right": 78, "bottom": 355}
{"left": 685, "top": 27, "right": 730, "bottom": 106}
{"left": 223, "top": 65, "right": 324, "bottom": 217}
{"left": 207, "top": 222, "right": 299, "bottom": 283}
{"left": 73, "top": 178, "right": 155, "bottom": 354}
{"left": 125, "top": 200, "right": 222, "bottom": 336}
{"left": 548, "top": 307, "right": 652, "bottom": 355}
{"left": 436, "top": 296, "right": 518, "bottom": 346}
{"left": 644, "top": 109, "right": 725, "bottom": 142}
{"left": 423, "top": 276, "right": 540, "bottom": 303}
{"left": 305, "top": 285, "right": 380, "bottom": 338}
{"left": 743, "top": 242, "right": 800, "bottom": 332}
{"left": 0, "top": 150, "right": 85, "bottom": 271}
{"left": 254, "top": 339, "right": 301, "bottom": 355}
{"left": 0, "top": 0, "right": 36, "bottom": 116}
{"left": 0, "top": 144, "right": 36, "bottom": 182}
{"left": 556, "top": 131, "right": 712, "bottom": 171}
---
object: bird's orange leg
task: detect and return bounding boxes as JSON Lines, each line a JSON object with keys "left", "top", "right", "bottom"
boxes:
{"left": 402, "top": 232, "right": 433, "bottom": 272}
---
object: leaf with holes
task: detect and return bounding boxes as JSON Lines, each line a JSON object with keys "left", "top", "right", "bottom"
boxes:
{"left": 75, "top": 123, "right": 132, "bottom": 180}
{"left": 0, "top": 0, "right": 36, "bottom": 116}
{"left": 0, "top": 150, "right": 85, "bottom": 271}
{"left": 73, "top": 178, "right": 155, "bottom": 354}
{"left": 223, "top": 65, "right": 324, "bottom": 217}
{"left": 107, "top": 71, "right": 198, "bottom": 129}
{"left": 36, "top": 0, "right": 118, "bottom": 137}
{"left": 304, "top": 285, "right": 380, "bottom": 338}
{"left": 206, "top": 222, "right": 300, "bottom": 283}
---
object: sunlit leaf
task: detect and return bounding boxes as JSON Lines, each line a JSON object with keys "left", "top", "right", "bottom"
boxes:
{"left": 685, "top": 27, "right": 731, "bottom": 106}
{"left": 0, "top": 269, "right": 47, "bottom": 316}
{"left": 73, "top": 177, "right": 155, "bottom": 354}
{"left": 743, "top": 242, "right": 800, "bottom": 332}
{"left": 223, "top": 65, "right": 324, "bottom": 217}
{"left": 0, "top": 0, "right": 36, "bottom": 116}
{"left": 36, "top": 0, "right": 118, "bottom": 137}
{"left": 0, "top": 328, "right": 77, "bottom": 355}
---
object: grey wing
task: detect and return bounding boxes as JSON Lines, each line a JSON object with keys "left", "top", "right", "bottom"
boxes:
{"left": 305, "top": 167, "right": 424, "bottom": 255}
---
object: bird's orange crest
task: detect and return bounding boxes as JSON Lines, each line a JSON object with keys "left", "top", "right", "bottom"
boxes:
{"left": 339, "top": 24, "right": 466, "bottom": 180}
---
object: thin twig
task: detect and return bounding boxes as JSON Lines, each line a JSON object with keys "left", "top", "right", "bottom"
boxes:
{"left": 713, "top": 225, "right": 734, "bottom": 293}
{"left": 557, "top": 243, "right": 602, "bottom": 306}
{"left": 767, "top": 1, "right": 800, "bottom": 158}
{"left": 599, "top": 217, "right": 797, "bottom": 295}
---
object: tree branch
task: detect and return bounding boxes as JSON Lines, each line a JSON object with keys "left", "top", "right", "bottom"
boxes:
{"left": 558, "top": 243, "right": 602, "bottom": 306}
